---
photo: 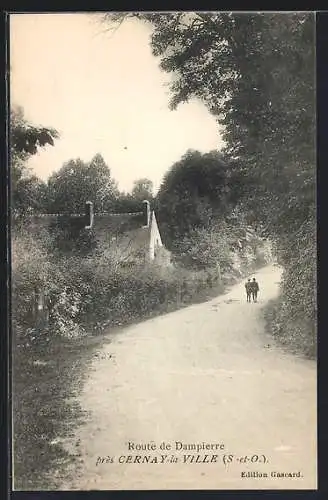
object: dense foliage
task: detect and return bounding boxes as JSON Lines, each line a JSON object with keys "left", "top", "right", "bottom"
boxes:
{"left": 156, "top": 149, "right": 252, "bottom": 248}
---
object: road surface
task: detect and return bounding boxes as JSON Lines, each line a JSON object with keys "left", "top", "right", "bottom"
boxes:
{"left": 59, "top": 265, "right": 317, "bottom": 490}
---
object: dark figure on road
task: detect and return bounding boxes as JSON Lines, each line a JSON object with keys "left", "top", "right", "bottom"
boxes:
{"left": 251, "top": 278, "right": 259, "bottom": 302}
{"left": 245, "top": 279, "right": 252, "bottom": 302}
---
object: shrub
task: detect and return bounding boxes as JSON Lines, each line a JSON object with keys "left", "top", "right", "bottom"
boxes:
{"left": 12, "top": 229, "right": 54, "bottom": 332}
{"left": 174, "top": 226, "right": 233, "bottom": 272}
{"left": 265, "top": 217, "right": 316, "bottom": 357}
{"left": 12, "top": 229, "right": 85, "bottom": 342}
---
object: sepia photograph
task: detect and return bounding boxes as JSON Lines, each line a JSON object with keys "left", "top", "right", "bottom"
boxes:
{"left": 10, "top": 11, "right": 317, "bottom": 491}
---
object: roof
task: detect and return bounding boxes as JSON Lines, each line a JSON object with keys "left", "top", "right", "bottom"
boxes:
{"left": 92, "top": 213, "right": 146, "bottom": 244}
{"left": 21, "top": 212, "right": 145, "bottom": 237}
{"left": 103, "top": 227, "right": 150, "bottom": 263}
{"left": 17, "top": 210, "right": 166, "bottom": 264}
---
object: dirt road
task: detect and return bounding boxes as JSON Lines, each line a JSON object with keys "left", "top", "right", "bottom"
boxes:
{"left": 60, "top": 264, "right": 317, "bottom": 490}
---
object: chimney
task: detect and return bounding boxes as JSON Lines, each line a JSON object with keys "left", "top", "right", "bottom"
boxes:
{"left": 85, "top": 201, "right": 94, "bottom": 229}
{"left": 142, "top": 200, "right": 150, "bottom": 228}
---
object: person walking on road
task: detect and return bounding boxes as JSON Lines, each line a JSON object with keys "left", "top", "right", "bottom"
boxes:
{"left": 251, "top": 277, "right": 259, "bottom": 302}
{"left": 245, "top": 279, "right": 252, "bottom": 303}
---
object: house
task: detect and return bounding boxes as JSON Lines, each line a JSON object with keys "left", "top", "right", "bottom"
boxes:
{"left": 19, "top": 200, "right": 171, "bottom": 267}
{"left": 90, "top": 201, "right": 171, "bottom": 267}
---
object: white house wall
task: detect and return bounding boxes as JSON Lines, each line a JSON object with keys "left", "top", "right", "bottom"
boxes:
{"left": 149, "top": 211, "right": 163, "bottom": 261}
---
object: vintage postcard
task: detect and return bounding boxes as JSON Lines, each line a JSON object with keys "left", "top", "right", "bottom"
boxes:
{"left": 10, "top": 11, "right": 317, "bottom": 491}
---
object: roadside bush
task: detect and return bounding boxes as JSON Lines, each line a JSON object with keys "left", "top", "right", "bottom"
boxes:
{"left": 12, "top": 229, "right": 85, "bottom": 342}
{"left": 264, "top": 217, "right": 316, "bottom": 358}
{"left": 173, "top": 222, "right": 272, "bottom": 280}
{"left": 12, "top": 229, "right": 56, "bottom": 335}
{"left": 175, "top": 226, "right": 233, "bottom": 272}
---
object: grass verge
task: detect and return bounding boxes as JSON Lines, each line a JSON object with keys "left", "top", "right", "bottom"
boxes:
{"left": 263, "top": 297, "right": 317, "bottom": 360}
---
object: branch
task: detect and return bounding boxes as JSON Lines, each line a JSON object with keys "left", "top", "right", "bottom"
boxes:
{"left": 96, "top": 13, "right": 133, "bottom": 39}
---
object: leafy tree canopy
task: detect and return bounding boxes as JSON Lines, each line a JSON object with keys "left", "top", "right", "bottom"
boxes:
{"left": 11, "top": 105, "right": 58, "bottom": 157}
{"left": 11, "top": 105, "right": 58, "bottom": 216}
{"left": 103, "top": 12, "right": 315, "bottom": 240}
{"left": 156, "top": 149, "right": 240, "bottom": 247}
{"left": 131, "top": 178, "right": 154, "bottom": 201}
{"left": 46, "top": 154, "right": 119, "bottom": 214}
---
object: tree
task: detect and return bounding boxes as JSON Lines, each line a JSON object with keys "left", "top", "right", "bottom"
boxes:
{"left": 47, "top": 154, "right": 118, "bottom": 214}
{"left": 13, "top": 175, "right": 48, "bottom": 215}
{"left": 11, "top": 105, "right": 58, "bottom": 216}
{"left": 103, "top": 12, "right": 315, "bottom": 235}
{"left": 156, "top": 149, "right": 235, "bottom": 248}
{"left": 131, "top": 178, "right": 154, "bottom": 201}
{"left": 11, "top": 105, "right": 58, "bottom": 156}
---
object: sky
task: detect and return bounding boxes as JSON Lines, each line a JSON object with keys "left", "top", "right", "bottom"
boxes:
{"left": 10, "top": 13, "right": 224, "bottom": 193}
